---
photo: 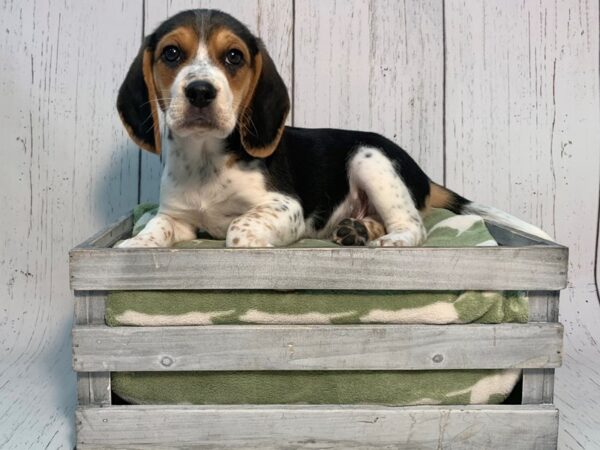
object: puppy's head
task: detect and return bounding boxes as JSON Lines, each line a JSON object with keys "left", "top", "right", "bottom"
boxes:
{"left": 117, "top": 10, "right": 289, "bottom": 157}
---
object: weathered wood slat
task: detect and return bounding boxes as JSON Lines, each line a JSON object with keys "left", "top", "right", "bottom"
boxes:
{"left": 522, "top": 291, "right": 560, "bottom": 404}
{"left": 76, "top": 404, "right": 558, "bottom": 449}
{"left": 70, "top": 244, "right": 567, "bottom": 291}
{"left": 74, "top": 291, "right": 111, "bottom": 406}
{"left": 72, "top": 323, "right": 562, "bottom": 371}
{"left": 527, "top": 291, "right": 560, "bottom": 323}
{"left": 75, "top": 214, "right": 133, "bottom": 249}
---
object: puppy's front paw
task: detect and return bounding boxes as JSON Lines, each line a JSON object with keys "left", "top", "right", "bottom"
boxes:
{"left": 226, "top": 221, "right": 275, "bottom": 247}
{"left": 226, "top": 235, "right": 274, "bottom": 248}
{"left": 368, "top": 230, "right": 424, "bottom": 247}
{"left": 114, "top": 236, "right": 160, "bottom": 248}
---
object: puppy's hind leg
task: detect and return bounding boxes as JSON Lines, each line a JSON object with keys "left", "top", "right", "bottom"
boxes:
{"left": 348, "top": 147, "right": 426, "bottom": 247}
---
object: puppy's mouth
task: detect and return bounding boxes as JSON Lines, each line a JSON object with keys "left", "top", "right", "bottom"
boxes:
{"left": 178, "top": 110, "right": 217, "bottom": 130}
{"left": 168, "top": 107, "right": 219, "bottom": 133}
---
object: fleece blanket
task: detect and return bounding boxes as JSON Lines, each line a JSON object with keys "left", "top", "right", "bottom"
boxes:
{"left": 109, "top": 204, "right": 526, "bottom": 406}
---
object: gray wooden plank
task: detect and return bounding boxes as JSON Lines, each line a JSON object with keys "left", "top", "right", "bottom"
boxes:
{"left": 69, "top": 245, "right": 568, "bottom": 291}
{"left": 72, "top": 323, "right": 563, "bottom": 371}
{"left": 541, "top": 368, "right": 556, "bottom": 403}
{"left": 74, "top": 292, "right": 111, "bottom": 406}
{"left": 75, "top": 214, "right": 133, "bottom": 249}
{"left": 76, "top": 404, "right": 558, "bottom": 449}
{"left": 527, "top": 291, "right": 560, "bottom": 323}
{"left": 522, "top": 292, "right": 560, "bottom": 405}
{"left": 522, "top": 369, "right": 556, "bottom": 406}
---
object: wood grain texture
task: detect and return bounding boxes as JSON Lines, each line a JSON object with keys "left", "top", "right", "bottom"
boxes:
{"left": 76, "top": 404, "right": 558, "bottom": 449}
{"left": 294, "top": 0, "right": 444, "bottom": 181}
{"left": 1, "top": 1, "right": 598, "bottom": 447}
{"left": 0, "top": 0, "right": 143, "bottom": 448}
{"left": 69, "top": 245, "right": 568, "bottom": 291}
{"left": 72, "top": 323, "right": 563, "bottom": 372}
{"left": 139, "top": 0, "right": 294, "bottom": 203}
{"left": 444, "top": 1, "right": 600, "bottom": 447}
{"left": 76, "top": 214, "right": 133, "bottom": 249}
{"left": 74, "top": 292, "right": 110, "bottom": 407}
{"left": 522, "top": 291, "right": 560, "bottom": 405}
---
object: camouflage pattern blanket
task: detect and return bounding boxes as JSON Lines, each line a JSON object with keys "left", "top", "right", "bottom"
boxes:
{"left": 110, "top": 205, "right": 525, "bottom": 406}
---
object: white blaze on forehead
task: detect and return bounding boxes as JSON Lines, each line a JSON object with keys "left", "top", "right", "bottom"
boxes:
{"left": 194, "top": 40, "right": 209, "bottom": 59}
{"left": 175, "top": 41, "right": 221, "bottom": 84}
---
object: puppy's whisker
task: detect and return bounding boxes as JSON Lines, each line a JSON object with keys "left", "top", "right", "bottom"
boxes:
{"left": 140, "top": 111, "right": 155, "bottom": 126}
{"left": 145, "top": 120, "right": 158, "bottom": 134}
{"left": 139, "top": 97, "right": 173, "bottom": 108}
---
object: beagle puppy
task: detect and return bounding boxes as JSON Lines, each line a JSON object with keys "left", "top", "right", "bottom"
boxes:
{"left": 116, "top": 9, "right": 551, "bottom": 248}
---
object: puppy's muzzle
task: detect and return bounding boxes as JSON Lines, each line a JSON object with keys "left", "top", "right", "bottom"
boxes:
{"left": 184, "top": 80, "right": 217, "bottom": 108}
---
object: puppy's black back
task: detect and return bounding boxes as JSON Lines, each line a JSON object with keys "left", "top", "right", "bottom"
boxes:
{"left": 264, "top": 127, "right": 431, "bottom": 230}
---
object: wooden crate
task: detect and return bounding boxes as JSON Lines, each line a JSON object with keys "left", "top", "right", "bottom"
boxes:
{"left": 70, "top": 214, "right": 567, "bottom": 449}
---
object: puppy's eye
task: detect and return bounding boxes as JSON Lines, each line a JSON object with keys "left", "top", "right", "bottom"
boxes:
{"left": 225, "top": 49, "right": 244, "bottom": 66}
{"left": 162, "top": 45, "right": 182, "bottom": 64}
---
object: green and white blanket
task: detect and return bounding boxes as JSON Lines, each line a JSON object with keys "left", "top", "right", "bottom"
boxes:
{"left": 109, "top": 205, "right": 526, "bottom": 406}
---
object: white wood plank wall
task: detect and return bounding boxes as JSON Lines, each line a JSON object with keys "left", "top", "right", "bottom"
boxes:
{"left": 0, "top": 1, "right": 143, "bottom": 448}
{"left": 444, "top": 2, "right": 600, "bottom": 448}
{"left": 1, "top": 0, "right": 598, "bottom": 448}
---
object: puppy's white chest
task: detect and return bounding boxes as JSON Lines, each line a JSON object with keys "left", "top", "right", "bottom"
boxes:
{"left": 160, "top": 152, "right": 268, "bottom": 238}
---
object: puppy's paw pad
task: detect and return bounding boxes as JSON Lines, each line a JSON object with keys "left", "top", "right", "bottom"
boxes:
{"left": 368, "top": 230, "right": 421, "bottom": 247}
{"left": 332, "top": 218, "right": 368, "bottom": 246}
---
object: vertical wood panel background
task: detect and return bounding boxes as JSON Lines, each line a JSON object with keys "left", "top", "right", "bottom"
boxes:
{"left": 294, "top": 0, "right": 444, "bottom": 181}
{"left": 0, "top": 0, "right": 143, "bottom": 448}
{"left": 445, "top": 2, "right": 600, "bottom": 448}
{"left": 0, "top": 0, "right": 598, "bottom": 448}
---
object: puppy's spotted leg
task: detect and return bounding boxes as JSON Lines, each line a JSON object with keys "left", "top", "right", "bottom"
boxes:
{"left": 226, "top": 194, "right": 305, "bottom": 247}
{"left": 332, "top": 217, "right": 385, "bottom": 246}
{"left": 115, "top": 213, "right": 197, "bottom": 248}
{"left": 349, "top": 147, "right": 426, "bottom": 247}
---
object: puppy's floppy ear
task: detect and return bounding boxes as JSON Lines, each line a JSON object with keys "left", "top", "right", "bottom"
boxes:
{"left": 117, "top": 38, "right": 161, "bottom": 154}
{"left": 239, "top": 42, "right": 290, "bottom": 158}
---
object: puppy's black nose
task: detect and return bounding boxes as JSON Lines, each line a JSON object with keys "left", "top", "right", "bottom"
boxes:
{"left": 184, "top": 81, "right": 217, "bottom": 108}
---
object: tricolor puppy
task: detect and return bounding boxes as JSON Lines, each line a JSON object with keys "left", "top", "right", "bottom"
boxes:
{"left": 116, "top": 9, "right": 551, "bottom": 248}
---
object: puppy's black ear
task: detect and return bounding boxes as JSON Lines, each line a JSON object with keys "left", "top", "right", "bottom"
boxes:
{"left": 117, "top": 38, "right": 161, "bottom": 154}
{"left": 239, "top": 42, "right": 290, "bottom": 158}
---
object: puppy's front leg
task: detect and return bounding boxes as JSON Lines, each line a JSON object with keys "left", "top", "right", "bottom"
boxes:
{"left": 226, "top": 194, "right": 305, "bottom": 247}
{"left": 115, "top": 213, "right": 196, "bottom": 248}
